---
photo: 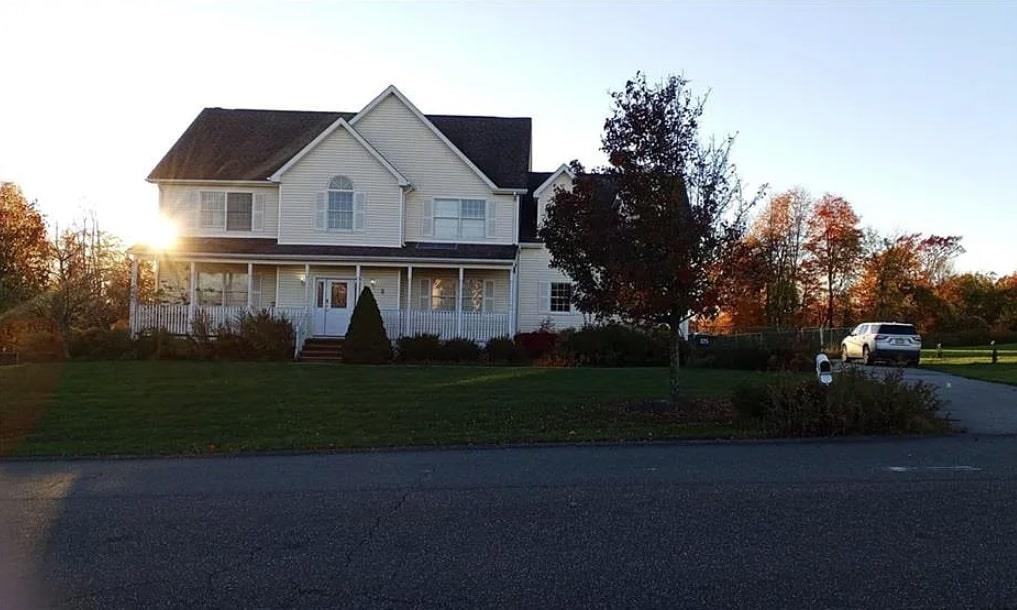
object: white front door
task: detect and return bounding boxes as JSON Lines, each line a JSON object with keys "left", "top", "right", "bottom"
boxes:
{"left": 312, "top": 278, "right": 352, "bottom": 336}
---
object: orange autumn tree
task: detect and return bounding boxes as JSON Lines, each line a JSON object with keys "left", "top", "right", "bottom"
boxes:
{"left": 803, "top": 195, "right": 863, "bottom": 327}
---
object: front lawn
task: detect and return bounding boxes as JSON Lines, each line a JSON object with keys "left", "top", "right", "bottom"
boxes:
{"left": 922, "top": 347, "right": 1017, "bottom": 385}
{"left": 1, "top": 362, "right": 775, "bottom": 457}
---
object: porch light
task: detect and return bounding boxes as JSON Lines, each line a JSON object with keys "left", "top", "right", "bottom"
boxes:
{"left": 299, "top": 273, "right": 306, "bottom": 284}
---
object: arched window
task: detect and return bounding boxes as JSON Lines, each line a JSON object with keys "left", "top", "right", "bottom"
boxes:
{"left": 326, "top": 175, "right": 354, "bottom": 230}
{"left": 329, "top": 175, "right": 354, "bottom": 191}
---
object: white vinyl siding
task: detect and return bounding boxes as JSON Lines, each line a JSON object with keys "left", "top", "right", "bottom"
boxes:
{"left": 277, "top": 125, "right": 401, "bottom": 246}
{"left": 159, "top": 184, "right": 277, "bottom": 238}
{"left": 353, "top": 93, "right": 516, "bottom": 244}
{"left": 536, "top": 171, "right": 574, "bottom": 231}
{"left": 517, "top": 246, "right": 585, "bottom": 332}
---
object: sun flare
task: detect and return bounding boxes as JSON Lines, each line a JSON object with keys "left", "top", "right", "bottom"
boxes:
{"left": 134, "top": 214, "right": 178, "bottom": 251}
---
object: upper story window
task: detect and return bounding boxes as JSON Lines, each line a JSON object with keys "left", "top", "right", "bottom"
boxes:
{"left": 428, "top": 198, "right": 489, "bottom": 240}
{"left": 316, "top": 176, "right": 365, "bottom": 232}
{"left": 327, "top": 176, "right": 354, "bottom": 231}
{"left": 199, "top": 191, "right": 253, "bottom": 231}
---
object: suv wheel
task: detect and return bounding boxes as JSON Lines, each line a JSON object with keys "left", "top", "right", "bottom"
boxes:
{"left": 862, "top": 345, "right": 871, "bottom": 366}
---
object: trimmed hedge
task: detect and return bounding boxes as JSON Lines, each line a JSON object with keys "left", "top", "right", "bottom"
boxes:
{"left": 513, "top": 330, "right": 558, "bottom": 360}
{"left": 558, "top": 323, "right": 677, "bottom": 367}
{"left": 395, "top": 334, "right": 443, "bottom": 363}
{"left": 692, "top": 340, "right": 817, "bottom": 372}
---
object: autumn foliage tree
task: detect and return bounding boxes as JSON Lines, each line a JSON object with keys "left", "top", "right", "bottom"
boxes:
{"left": 0, "top": 182, "right": 50, "bottom": 312}
{"left": 803, "top": 195, "right": 863, "bottom": 327}
{"left": 541, "top": 73, "right": 757, "bottom": 405}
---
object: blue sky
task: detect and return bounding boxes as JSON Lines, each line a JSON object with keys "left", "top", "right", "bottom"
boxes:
{"left": 1, "top": 1, "right": 1014, "bottom": 273}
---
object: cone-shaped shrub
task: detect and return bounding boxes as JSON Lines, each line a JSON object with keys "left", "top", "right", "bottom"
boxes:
{"left": 342, "top": 287, "right": 392, "bottom": 364}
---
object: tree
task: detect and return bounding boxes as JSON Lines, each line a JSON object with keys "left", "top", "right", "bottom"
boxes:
{"left": 0, "top": 182, "right": 50, "bottom": 311}
{"left": 747, "top": 189, "right": 813, "bottom": 328}
{"left": 33, "top": 215, "right": 150, "bottom": 355}
{"left": 342, "top": 287, "right": 392, "bottom": 364}
{"left": 540, "top": 73, "right": 759, "bottom": 405}
{"left": 852, "top": 233, "right": 963, "bottom": 328}
{"left": 803, "top": 194, "right": 862, "bottom": 327}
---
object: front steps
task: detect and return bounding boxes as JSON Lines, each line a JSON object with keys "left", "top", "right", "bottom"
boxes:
{"left": 298, "top": 337, "right": 344, "bottom": 362}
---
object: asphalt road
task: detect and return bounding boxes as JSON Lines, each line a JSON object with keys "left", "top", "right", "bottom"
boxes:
{"left": 4, "top": 437, "right": 1017, "bottom": 609}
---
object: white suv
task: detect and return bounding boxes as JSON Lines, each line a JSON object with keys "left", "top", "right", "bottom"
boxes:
{"left": 841, "top": 322, "right": 922, "bottom": 366}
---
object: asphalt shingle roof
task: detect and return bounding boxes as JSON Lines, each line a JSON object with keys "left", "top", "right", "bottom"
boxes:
{"left": 130, "top": 238, "right": 518, "bottom": 262}
{"left": 149, "top": 108, "right": 531, "bottom": 189}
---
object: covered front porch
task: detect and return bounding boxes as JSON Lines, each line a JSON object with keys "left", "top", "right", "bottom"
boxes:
{"left": 129, "top": 257, "right": 516, "bottom": 348}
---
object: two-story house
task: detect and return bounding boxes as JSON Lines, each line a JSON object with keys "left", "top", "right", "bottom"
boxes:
{"left": 128, "top": 85, "right": 588, "bottom": 354}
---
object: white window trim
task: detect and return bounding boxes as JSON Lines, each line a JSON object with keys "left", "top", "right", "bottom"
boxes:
{"left": 327, "top": 186, "right": 355, "bottom": 231}
{"left": 545, "top": 281, "right": 575, "bottom": 314}
{"left": 315, "top": 177, "right": 366, "bottom": 233}
{"left": 426, "top": 196, "right": 492, "bottom": 241}
{"left": 198, "top": 190, "right": 259, "bottom": 232}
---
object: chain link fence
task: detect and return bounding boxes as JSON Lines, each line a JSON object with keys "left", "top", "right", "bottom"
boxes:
{"left": 705, "top": 327, "right": 853, "bottom": 353}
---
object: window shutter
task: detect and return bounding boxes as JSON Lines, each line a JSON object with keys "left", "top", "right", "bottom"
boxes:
{"left": 483, "top": 279, "right": 495, "bottom": 312}
{"left": 485, "top": 201, "right": 496, "bottom": 237}
{"left": 252, "top": 193, "right": 265, "bottom": 231}
{"left": 418, "top": 278, "right": 431, "bottom": 310}
{"left": 354, "top": 191, "right": 367, "bottom": 231}
{"left": 250, "top": 273, "right": 262, "bottom": 308}
{"left": 186, "top": 191, "right": 199, "bottom": 228}
{"left": 539, "top": 282, "right": 550, "bottom": 312}
{"left": 315, "top": 192, "right": 326, "bottom": 230}
{"left": 422, "top": 199, "right": 434, "bottom": 237}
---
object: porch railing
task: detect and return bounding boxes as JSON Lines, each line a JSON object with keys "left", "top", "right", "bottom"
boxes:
{"left": 131, "top": 304, "right": 512, "bottom": 350}
{"left": 131, "top": 304, "right": 311, "bottom": 337}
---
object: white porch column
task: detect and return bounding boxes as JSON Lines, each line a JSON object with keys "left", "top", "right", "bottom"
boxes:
{"left": 508, "top": 264, "right": 517, "bottom": 337}
{"left": 128, "top": 256, "right": 139, "bottom": 337}
{"left": 406, "top": 265, "right": 414, "bottom": 336}
{"left": 303, "top": 263, "right": 311, "bottom": 309}
{"left": 456, "top": 267, "right": 464, "bottom": 337}
{"left": 355, "top": 264, "right": 362, "bottom": 305}
{"left": 188, "top": 261, "right": 197, "bottom": 326}
{"left": 246, "top": 262, "right": 254, "bottom": 310}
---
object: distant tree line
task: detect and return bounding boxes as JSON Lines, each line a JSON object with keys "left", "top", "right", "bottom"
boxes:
{"left": 702, "top": 188, "right": 1016, "bottom": 336}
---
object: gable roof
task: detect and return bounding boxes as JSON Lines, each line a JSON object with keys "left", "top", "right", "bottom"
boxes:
{"left": 149, "top": 105, "right": 531, "bottom": 189}
{"left": 267, "top": 117, "right": 409, "bottom": 185}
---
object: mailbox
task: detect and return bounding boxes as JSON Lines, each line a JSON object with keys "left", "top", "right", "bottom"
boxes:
{"left": 815, "top": 353, "right": 833, "bottom": 385}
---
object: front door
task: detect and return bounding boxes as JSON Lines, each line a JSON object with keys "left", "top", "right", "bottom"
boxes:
{"left": 313, "top": 278, "right": 352, "bottom": 336}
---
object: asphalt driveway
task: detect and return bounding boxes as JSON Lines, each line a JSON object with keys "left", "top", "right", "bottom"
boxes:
{"left": 885, "top": 367, "right": 1017, "bottom": 434}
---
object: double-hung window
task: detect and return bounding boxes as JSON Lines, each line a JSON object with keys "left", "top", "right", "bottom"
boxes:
{"left": 431, "top": 198, "right": 487, "bottom": 239}
{"left": 550, "top": 282, "right": 573, "bottom": 313}
{"left": 199, "top": 192, "right": 226, "bottom": 229}
{"left": 199, "top": 191, "right": 253, "bottom": 231}
{"left": 327, "top": 176, "right": 354, "bottom": 231}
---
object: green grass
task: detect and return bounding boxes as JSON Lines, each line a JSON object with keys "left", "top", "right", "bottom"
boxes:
{"left": 0, "top": 362, "right": 775, "bottom": 457}
{"left": 921, "top": 347, "right": 1017, "bottom": 385}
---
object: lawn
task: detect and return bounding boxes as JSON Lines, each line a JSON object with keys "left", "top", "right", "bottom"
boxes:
{"left": 0, "top": 362, "right": 776, "bottom": 457}
{"left": 922, "top": 347, "right": 1017, "bottom": 385}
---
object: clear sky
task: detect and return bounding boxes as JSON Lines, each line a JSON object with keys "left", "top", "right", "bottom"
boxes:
{"left": 1, "top": 1, "right": 1014, "bottom": 273}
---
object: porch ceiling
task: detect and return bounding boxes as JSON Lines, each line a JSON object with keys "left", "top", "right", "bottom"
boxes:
{"left": 130, "top": 238, "right": 517, "bottom": 264}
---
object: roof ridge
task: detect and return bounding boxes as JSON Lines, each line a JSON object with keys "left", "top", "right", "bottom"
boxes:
{"left": 204, "top": 107, "right": 531, "bottom": 121}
